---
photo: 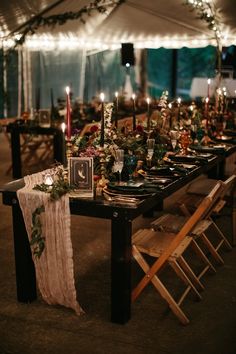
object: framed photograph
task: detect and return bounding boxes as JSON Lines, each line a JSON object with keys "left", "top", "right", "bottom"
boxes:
{"left": 38, "top": 109, "right": 51, "bottom": 128}
{"left": 68, "top": 157, "right": 94, "bottom": 197}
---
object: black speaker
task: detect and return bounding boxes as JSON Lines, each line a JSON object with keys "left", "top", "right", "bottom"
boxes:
{"left": 121, "top": 43, "right": 135, "bottom": 66}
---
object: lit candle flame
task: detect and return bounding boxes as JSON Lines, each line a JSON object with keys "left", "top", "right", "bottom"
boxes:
{"left": 146, "top": 97, "right": 150, "bottom": 105}
{"left": 65, "top": 86, "right": 70, "bottom": 95}
{"left": 100, "top": 92, "right": 105, "bottom": 102}
{"left": 115, "top": 91, "right": 118, "bottom": 98}
{"left": 61, "top": 122, "right": 66, "bottom": 133}
{"left": 132, "top": 93, "right": 136, "bottom": 100}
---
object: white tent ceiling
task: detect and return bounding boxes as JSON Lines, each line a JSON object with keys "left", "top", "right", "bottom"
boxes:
{"left": 1, "top": 0, "right": 236, "bottom": 50}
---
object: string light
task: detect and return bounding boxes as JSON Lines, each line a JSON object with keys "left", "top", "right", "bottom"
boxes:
{"left": 184, "top": 0, "right": 223, "bottom": 47}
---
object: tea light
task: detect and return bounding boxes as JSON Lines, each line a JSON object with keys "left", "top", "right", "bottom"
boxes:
{"left": 43, "top": 173, "right": 54, "bottom": 186}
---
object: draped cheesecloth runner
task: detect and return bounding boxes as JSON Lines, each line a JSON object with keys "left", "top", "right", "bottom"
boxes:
{"left": 17, "top": 168, "right": 83, "bottom": 315}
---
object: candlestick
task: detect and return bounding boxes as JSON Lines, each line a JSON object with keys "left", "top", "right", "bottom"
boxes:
{"left": 205, "top": 97, "right": 209, "bottom": 129}
{"left": 207, "top": 79, "right": 211, "bottom": 98}
{"left": 61, "top": 122, "right": 66, "bottom": 166}
{"left": 146, "top": 97, "right": 151, "bottom": 131}
{"left": 100, "top": 92, "right": 105, "bottom": 147}
{"left": 65, "top": 86, "right": 71, "bottom": 140}
{"left": 177, "top": 97, "right": 181, "bottom": 121}
{"left": 115, "top": 91, "right": 118, "bottom": 128}
{"left": 132, "top": 93, "right": 136, "bottom": 131}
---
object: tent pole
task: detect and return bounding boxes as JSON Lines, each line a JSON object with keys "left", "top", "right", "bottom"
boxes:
{"left": 17, "top": 48, "right": 22, "bottom": 117}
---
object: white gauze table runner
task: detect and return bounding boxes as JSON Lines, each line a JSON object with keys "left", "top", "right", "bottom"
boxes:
{"left": 17, "top": 168, "right": 83, "bottom": 315}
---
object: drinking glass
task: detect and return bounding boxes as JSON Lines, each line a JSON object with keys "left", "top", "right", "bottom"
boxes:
{"left": 170, "top": 130, "right": 179, "bottom": 152}
{"left": 156, "top": 143, "right": 167, "bottom": 165}
{"left": 114, "top": 149, "right": 124, "bottom": 183}
{"left": 146, "top": 138, "right": 155, "bottom": 168}
{"left": 125, "top": 154, "right": 137, "bottom": 182}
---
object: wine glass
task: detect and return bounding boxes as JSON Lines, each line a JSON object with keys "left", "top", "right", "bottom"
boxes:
{"left": 125, "top": 154, "right": 137, "bottom": 182}
{"left": 146, "top": 138, "right": 155, "bottom": 168}
{"left": 170, "top": 130, "right": 179, "bottom": 152}
{"left": 114, "top": 149, "right": 124, "bottom": 183}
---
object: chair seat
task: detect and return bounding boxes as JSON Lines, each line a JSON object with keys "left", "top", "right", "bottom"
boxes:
{"left": 133, "top": 228, "right": 192, "bottom": 259}
{"left": 186, "top": 178, "right": 218, "bottom": 196}
{"left": 151, "top": 214, "right": 212, "bottom": 236}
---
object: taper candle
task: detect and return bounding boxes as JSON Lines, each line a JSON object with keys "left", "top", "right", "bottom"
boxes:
{"left": 146, "top": 97, "right": 151, "bottom": 131}
{"left": 61, "top": 122, "right": 66, "bottom": 166}
{"left": 207, "top": 79, "right": 211, "bottom": 100}
{"left": 100, "top": 92, "right": 105, "bottom": 147}
{"left": 132, "top": 93, "right": 136, "bottom": 130}
{"left": 177, "top": 97, "right": 181, "bottom": 121}
{"left": 115, "top": 91, "right": 118, "bottom": 128}
{"left": 65, "top": 86, "right": 71, "bottom": 140}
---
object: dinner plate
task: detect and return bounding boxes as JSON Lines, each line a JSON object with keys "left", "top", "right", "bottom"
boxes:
{"left": 103, "top": 186, "right": 154, "bottom": 199}
{"left": 144, "top": 176, "right": 173, "bottom": 184}
{"left": 215, "top": 135, "right": 232, "bottom": 141}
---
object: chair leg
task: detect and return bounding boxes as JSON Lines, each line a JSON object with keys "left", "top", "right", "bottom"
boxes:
{"left": 233, "top": 208, "right": 236, "bottom": 246}
{"left": 132, "top": 246, "right": 190, "bottom": 325}
{"left": 177, "top": 256, "right": 205, "bottom": 291}
{"left": 190, "top": 239, "right": 217, "bottom": 276}
{"left": 200, "top": 232, "right": 224, "bottom": 265}
{"left": 169, "top": 260, "right": 202, "bottom": 305}
{"left": 210, "top": 218, "right": 233, "bottom": 250}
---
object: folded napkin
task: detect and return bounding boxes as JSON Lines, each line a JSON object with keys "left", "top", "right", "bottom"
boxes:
{"left": 17, "top": 168, "right": 83, "bottom": 315}
{"left": 169, "top": 154, "right": 208, "bottom": 165}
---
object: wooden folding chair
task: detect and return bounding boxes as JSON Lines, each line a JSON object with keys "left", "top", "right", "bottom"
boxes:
{"left": 132, "top": 182, "right": 222, "bottom": 325}
{"left": 177, "top": 174, "right": 236, "bottom": 249}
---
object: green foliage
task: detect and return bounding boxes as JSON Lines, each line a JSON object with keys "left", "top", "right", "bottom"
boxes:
{"left": 31, "top": 167, "right": 73, "bottom": 258}
{"left": 13, "top": 0, "right": 124, "bottom": 46}
{"left": 30, "top": 205, "right": 45, "bottom": 258}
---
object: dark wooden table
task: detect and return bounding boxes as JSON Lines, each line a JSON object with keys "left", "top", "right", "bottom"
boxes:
{"left": 1, "top": 154, "right": 225, "bottom": 324}
{"left": 7, "top": 122, "right": 65, "bottom": 179}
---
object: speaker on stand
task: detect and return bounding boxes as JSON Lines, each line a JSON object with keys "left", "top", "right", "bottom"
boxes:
{"left": 121, "top": 43, "right": 135, "bottom": 67}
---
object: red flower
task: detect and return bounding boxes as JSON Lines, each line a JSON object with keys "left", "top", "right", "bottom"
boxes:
{"left": 136, "top": 125, "right": 144, "bottom": 132}
{"left": 90, "top": 125, "right": 99, "bottom": 133}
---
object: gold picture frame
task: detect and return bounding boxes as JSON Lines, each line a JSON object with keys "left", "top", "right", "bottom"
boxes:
{"left": 68, "top": 157, "right": 94, "bottom": 197}
{"left": 38, "top": 109, "right": 51, "bottom": 128}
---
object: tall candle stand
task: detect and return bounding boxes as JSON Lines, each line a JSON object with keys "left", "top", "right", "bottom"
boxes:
{"left": 64, "top": 137, "right": 73, "bottom": 182}
{"left": 97, "top": 146, "right": 108, "bottom": 195}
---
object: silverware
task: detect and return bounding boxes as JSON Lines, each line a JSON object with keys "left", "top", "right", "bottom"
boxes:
{"left": 103, "top": 191, "right": 140, "bottom": 205}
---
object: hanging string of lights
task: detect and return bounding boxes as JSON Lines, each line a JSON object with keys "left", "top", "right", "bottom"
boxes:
{"left": 184, "top": 0, "right": 222, "bottom": 48}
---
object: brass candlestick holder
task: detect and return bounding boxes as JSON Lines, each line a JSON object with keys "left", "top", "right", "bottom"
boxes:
{"left": 64, "top": 137, "right": 73, "bottom": 183}
{"left": 96, "top": 146, "right": 108, "bottom": 195}
{"left": 66, "top": 137, "right": 73, "bottom": 163}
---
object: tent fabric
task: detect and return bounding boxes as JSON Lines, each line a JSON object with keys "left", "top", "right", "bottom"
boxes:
{"left": 0, "top": 0, "right": 236, "bottom": 49}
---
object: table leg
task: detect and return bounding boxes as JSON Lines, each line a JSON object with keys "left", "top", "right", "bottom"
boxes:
{"left": 12, "top": 201, "right": 37, "bottom": 302}
{"left": 111, "top": 213, "right": 132, "bottom": 324}
{"left": 53, "top": 131, "right": 65, "bottom": 165}
{"left": 10, "top": 130, "right": 22, "bottom": 179}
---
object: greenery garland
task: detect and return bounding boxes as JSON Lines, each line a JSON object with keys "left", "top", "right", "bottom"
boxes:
{"left": 30, "top": 167, "right": 74, "bottom": 258}
{"left": 13, "top": 0, "right": 125, "bottom": 46}
{"left": 183, "top": 0, "right": 222, "bottom": 71}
